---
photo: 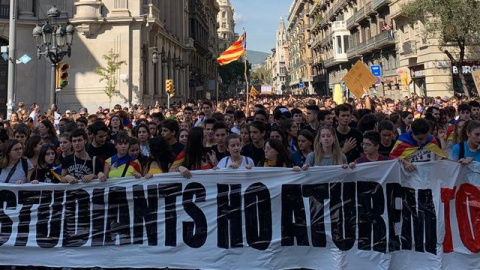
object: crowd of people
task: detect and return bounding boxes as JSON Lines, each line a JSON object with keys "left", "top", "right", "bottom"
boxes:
{"left": 0, "top": 92, "right": 479, "bottom": 184}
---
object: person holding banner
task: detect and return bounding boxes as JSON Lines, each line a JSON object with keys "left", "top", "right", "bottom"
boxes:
{"left": 0, "top": 139, "right": 33, "bottom": 184}
{"left": 353, "top": 131, "right": 390, "bottom": 164}
{"left": 390, "top": 118, "right": 445, "bottom": 163}
{"left": 215, "top": 134, "right": 254, "bottom": 169}
{"left": 61, "top": 129, "right": 106, "bottom": 183}
{"left": 303, "top": 125, "right": 348, "bottom": 168}
{"left": 144, "top": 136, "right": 174, "bottom": 178}
{"left": 103, "top": 132, "right": 142, "bottom": 179}
{"left": 261, "top": 139, "right": 291, "bottom": 167}
{"left": 449, "top": 120, "right": 480, "bottom": 163}
{"left": 291, "top": 129, "right": 314, "bottom": 167}
{"left": 177, "top": 127, "right": 217, "bottom": 179}
{"left": 29, "top": 143, "right": 62, "bottom": 183}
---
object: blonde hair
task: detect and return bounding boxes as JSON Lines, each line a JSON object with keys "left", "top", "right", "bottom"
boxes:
{"left": 314, "top": 126, "right": 343, "bottom": 165}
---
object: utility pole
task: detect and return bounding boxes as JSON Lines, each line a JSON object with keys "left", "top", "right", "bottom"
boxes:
{"left": 7, "top": 0, "right": 17, "bottom": 118}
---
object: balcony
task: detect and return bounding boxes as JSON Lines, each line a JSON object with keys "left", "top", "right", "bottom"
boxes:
{"left": 323, "top": 55, "right": 348, "bottom": 68}
{"left": 329, "top": 0, "right": 344, "bottom": 20}
{"left": 372, "top": 0, "right": 391, "bottom": 10}
{"left": 346, "top": 14, "right": 359, "bottom": 29}
{"left": 355, "top": 6, "right": 366, "bottom": 22}
{"left": 346, "top": 46, "right": 359, "bottom": 59}
{"left": 142, "top": 3, "right": 160, "bottom": 21}
{"left": 0, "top": 4, "right": 9, "bottom": 19}
{"left": 332, "top": 21, "right": 347, "bottom": 32}
{"left": 365, "top": 2, "right": 375, "bottom": 16}
{"left": 358, "top": 31, "right": 395, "bottom": 54}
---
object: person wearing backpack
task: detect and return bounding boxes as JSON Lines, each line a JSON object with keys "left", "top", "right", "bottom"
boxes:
{"left": 0, "top": 139, "right": 33, "bottom": 184}
{"left": 215, "top": 134, "right": 254, "bottom": 169}
{"left": 103, "top": 132, "right": 142, "bottom": 179}
{"left": 449, "top": 120, "right": 480, "bottom": 163}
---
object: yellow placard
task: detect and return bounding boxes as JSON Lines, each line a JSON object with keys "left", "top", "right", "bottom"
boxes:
{"left": 333, "top": 84, "right": 344, "bottom": 105}
{"left": 473, "top": 70, "right": 480, "bottom": 93}
{"left": 342, "top": 61, "right": 378, "bottom": 98}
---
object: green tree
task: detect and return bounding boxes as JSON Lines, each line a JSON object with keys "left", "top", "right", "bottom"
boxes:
{"left": 402, "top": 0, "right": 480, "bottom": 97}
{"left": 252, "top": 65, "right": 272, "bottom": 85}
{"left": 93, "top": 49, "right": 127, "bottom": 108}
{"left": 218, "top": 61, "right": 251, "bottom": 97}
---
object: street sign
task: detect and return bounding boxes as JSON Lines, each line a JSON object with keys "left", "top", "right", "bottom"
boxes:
{"left": 371, "top": 65, "right": 382, "bottom": 76}
{"left": 19, "top": 54, "right": 31, "bottom": 64}
{"left": 342, "top": 61, "right": 377, "bottom": 98}
{"left": 299, "top": 82, "right": 305, "bottom": 88}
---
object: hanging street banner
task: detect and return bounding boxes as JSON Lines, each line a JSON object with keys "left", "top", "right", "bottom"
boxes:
{"left": 0, "top": 160, "right": 479, "bottom": 269}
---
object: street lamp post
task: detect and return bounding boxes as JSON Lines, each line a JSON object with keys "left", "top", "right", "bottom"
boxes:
{"left": 33, "top": 6, "right": 75, "bottom": 106}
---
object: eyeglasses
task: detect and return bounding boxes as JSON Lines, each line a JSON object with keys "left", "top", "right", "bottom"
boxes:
{"left": 360, "top": 142, "right": 374, "bottom": 148}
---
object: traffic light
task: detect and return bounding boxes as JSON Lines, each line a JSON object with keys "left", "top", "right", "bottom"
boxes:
{"left": 56, "top": 62, "right": 70, "bottom": 89}
{"left": 165, "top": 79, "right": 175, "bottom": 97}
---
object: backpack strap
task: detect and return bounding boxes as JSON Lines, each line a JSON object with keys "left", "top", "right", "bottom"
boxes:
{"left": 5, "top": 160, "right": 20, "bottom": 183}
{"left": 92, "top": 156, "right": 97, "bottom": 175}
{"left": 459, "top": 142, "right": 465, "bottom": 160}
{"left": 121, "top": 157, "right": 131, "bottom": 177}
{"left": 21, "top": 158, "right": 28, "bottom": 178}
{"left": 225, "top": 157, "right": 230, "bottom": 168}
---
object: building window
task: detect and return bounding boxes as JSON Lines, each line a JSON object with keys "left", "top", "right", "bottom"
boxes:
{"left": 154, "top": 63, "right": 158, "bottom": 95}
{"left": 343, "top": 36, "right": 349, "bottom": 53}
{"left": 336, "top": 36, "right": 342, "bottom": 54}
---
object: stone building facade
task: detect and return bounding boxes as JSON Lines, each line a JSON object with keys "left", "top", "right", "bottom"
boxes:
{"left": 216, "top": 0, "right": 236, "bottom": 52}
{"left": 270, "top": 18, "right": 288, "bottom": 95}
{"left": 286, "top": 0, "right": 480, "bottom": 98}
{"left": 0, "top": 0, "right": 220, "bottom": 114}
{"left": 287, "top": 0, "right": 314, "bottom": 95}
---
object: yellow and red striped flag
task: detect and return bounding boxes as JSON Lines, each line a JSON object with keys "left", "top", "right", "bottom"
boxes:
{"left": 217, "top": 33, "right": 246, "bottom": 66}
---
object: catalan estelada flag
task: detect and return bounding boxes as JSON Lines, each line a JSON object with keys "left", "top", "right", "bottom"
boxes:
{"left": 250, "top": 86, "right": 259, "bottom": 98}
{"left": 217, "top": 33, "right": 246, "bottom": 66}
{"left": 389, "top": 131, "right": 445, "bottom": 159}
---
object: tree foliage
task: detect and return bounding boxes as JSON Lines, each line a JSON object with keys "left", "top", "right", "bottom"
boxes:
{"left": 218, "top": 61, "right": 250, "bottom": 86}
{"left": 93, "top": 49, "right": 127, "bottom": 107}
{"left": 402, "top": 0, "right": 480, "bottom": 96}
{"left": 251, "top": 65, "right": 272, "bottom": 85}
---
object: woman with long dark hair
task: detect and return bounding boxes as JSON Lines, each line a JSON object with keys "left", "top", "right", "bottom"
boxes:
{"left": 38, "top": 119, "right": 59, "bottom": 147}
{"left": 0, "top": 139, "right": 33, "bottom": 183}
{"left": 145, "top": 136, "right": 174, "bottom": 178}
{"left": 24, "top": 135, "right": 43, "bottom": 168}
{"left": 261, "top": 138, "right": 291, "bottom": 167}
{"left": 291, "top": 129, "right": 314, "bottom": 167}
{"left": 30, "top": 144, "right": 62, "bottom": 183}
{"left": 176, "top": 127, "right": 217, "bottom": 178}
{"left": 134, "top": 123, "right": 151, "bottom": 157}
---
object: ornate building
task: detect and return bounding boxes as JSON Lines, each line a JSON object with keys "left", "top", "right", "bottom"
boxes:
{"left": 287, "top": 0, "right": 314, "bottom": 95}
{"left": 0, "top": 0, "right": 220, "bottom": 113}
{"left": 216, "top": 0, "right": 236, "bottom": 52}
{"left": 188, "top": 0, "right": 220, "bottom": 100}
{"left": 271, "top": 18, "right": 288, "bottom": 94}
{"left": 307, "top": 0, "right": 480, "bottom": 97}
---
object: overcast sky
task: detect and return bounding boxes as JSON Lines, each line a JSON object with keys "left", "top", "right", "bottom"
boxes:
{"left": 230, "top": 0, "right": 293, "bottom": 53}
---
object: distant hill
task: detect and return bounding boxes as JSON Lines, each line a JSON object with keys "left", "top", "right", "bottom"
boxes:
{"left": 247, "top": 50, "right": 269, "bottom": 65}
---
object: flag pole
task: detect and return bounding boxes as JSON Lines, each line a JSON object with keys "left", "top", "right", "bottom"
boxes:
{"left": 245, "top": 53, "right": 249, "bottom": 117}
{"left": 243, "top": 28, "right": 250, "bottom": 117}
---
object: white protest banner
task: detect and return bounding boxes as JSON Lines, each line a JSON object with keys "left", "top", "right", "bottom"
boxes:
{"left": 0, "top": 160, "right": 479, "bottom": 269}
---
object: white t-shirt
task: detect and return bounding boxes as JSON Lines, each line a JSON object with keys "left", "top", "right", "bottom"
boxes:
{"left": 217, "top": 156, "right": 254, "bottom": 169}
{"left": 29, "top": 111, "right": 39, "bottom": 127}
